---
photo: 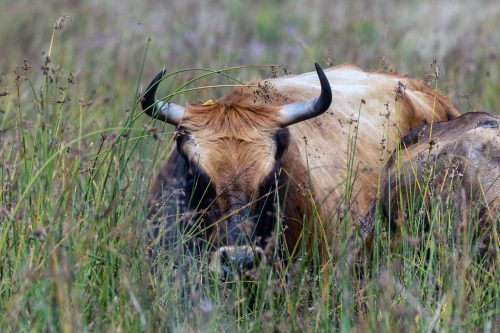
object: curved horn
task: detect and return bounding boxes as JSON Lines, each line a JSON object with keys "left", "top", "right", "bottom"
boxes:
{"left": 141, "top": 70, "right": 185, "bottom": 125}
{"left": 278, "top": 63, "right": 332, "bottom": 127}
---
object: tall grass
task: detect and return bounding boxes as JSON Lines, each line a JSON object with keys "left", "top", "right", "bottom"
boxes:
{"left": 0, "top": 0, "right": 498, "bottom": 331}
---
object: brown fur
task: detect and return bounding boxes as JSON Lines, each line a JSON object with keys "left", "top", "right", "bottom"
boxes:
{"left": 366, "top": 66, "right": 459, "bottom": 121}
{"left": 184, "top": 88, "right": 281, "bottom": 134}
{"left": 148, "top": 63, "right": 461, "bottom": 259}
{"left": 180, "top": 89, "right": 283, "bottom": 192}
{"left": 352, "top": 112, "right": 499, "bottom": 262}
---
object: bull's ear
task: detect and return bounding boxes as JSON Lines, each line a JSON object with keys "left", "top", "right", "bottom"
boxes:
{"left": 142, "top": 70, "right": 186, "bottom": 125}
{"left": 278, "top": 63, "right": 332, "bottom": 127}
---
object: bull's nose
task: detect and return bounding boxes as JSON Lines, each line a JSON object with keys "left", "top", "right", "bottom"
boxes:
{"left": 209, "top": 246, "right": 266, "bottom": 279}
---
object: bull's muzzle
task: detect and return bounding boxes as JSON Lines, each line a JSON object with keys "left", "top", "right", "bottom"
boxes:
{"left": 209, "top": 246, "right": 266, "bottom": 279}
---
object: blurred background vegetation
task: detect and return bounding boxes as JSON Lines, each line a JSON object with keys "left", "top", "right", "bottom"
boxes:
{"left": 1, "top": 0, "right": 498, "bottom": 111}
{"left": 0, "top": 0, "right": 498, "bottom": 331}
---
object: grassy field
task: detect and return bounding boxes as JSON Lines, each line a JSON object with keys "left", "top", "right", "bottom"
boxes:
{"left": 0, "top": 0, "right": 498, "bottom": 331}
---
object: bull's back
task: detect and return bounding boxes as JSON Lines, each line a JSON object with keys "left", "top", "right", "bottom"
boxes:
{"left": 271, "top": 64, "right": 460, "bottom": 224}
{"left": 397, "top": 112, "right": 499, "bottom": 214}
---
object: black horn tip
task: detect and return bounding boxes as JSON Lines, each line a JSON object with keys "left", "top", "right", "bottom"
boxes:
{"left": 141, "top": 70, "right": 166, "bottom": 113}
{"left": 314, "top": 63, "right": 332, "bottom": 112}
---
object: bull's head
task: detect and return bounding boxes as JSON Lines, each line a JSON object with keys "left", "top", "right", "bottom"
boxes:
{"left": 142, "top": 64, "right": 331, "bottom": 278}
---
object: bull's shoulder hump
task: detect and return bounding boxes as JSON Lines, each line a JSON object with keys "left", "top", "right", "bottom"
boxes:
{"left": 267, "top": 66, "right": 364, "bottom": 99}
{"left": 271, "top": 63, "right": 405, "bottom": 90}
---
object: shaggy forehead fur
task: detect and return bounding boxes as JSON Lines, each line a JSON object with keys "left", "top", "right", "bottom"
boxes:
{"left": 182, "top": 88, "right": 281, "bottom": 136}
{"left": 181, "top": 88, "right": 282, "bottom": 192}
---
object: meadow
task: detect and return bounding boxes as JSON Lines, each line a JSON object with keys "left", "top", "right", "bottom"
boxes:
{"left": 0, "top": 0, "right": 498, "bottom": 331}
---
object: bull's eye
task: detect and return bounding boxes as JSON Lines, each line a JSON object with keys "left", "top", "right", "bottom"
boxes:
{"left": 174, "top": 131, "right": 217, "bottom": 211}
{"left": 186, "top": 160, "right": 216, "bottom": 211}
{"left": 273, "top": 128, "right": 290, "bottom": 160}
{"left": 175, "top": 130, "right": 191, "bottom": 159}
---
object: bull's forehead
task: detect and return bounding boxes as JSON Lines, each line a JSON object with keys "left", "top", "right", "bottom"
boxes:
{"left": 182, "top": 92, "right": 281, "bottom": 136}
{"left": 180, "top": 96, "right": 282, "bottom": 191}
{"left": 195, "top": 136, "right": 276, "bottom": 191}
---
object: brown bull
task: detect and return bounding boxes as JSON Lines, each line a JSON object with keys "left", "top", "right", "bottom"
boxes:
{"left": 352, "top": 112, "right": 499, "bottom": 260}
{"left": 142, "top": 63, "right": 459, "bottom": 276}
